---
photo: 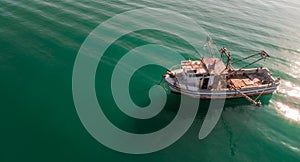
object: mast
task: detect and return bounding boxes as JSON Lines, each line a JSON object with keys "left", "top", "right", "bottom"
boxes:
{"left": 220, "top": 47, "right": 234, "bottom": 70}
{"left": 205, "top": 36, "right": 215, "bottom": 58}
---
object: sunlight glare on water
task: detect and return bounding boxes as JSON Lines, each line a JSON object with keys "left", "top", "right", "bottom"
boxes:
{"left": 279, "top": 80, "right": 300, "bottom": 99}
{"left": 273, "top": 101, "right": 300, "bottom": 123}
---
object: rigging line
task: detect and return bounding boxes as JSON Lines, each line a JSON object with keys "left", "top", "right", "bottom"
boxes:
{"left": 158, "top": 77, "right": 164, "bottom": 85}
{"left": 254, "top": 83, "right": 271, "bottom": 101}
{"left": 163, "top": 82, "right": 170, "bottom": 93}
{"left": 220, "top": 115, "right": 236, "bottom": 156}
{"left": 193, "top": 50, "right": 203, "bottom": 59}
{"left": 230, "top": 85, "right": 261, "bottom": 106}
{"left": 233, "top": 108, "right": 256, "bottom": 147}
{"left": 227, "top": 49, "right": 255, "bottom": 53}
{"left": 169, "top": 64, "right": 181, "bottom": 71}
{"left": 255, "top": 89, "right": 265, "bottom": 101}
{"left": 237, "top": 57, "right": 264, "bottom": 71}
{"left": 231, "top": 52, "right": 261, "bottom": 65}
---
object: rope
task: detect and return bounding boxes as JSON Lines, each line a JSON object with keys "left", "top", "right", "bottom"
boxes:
{"left": 164, "top": 82, "right": 169, "bottom": 91}
{"left": 254, "top": 83, "right": 270, "bottom": 101}
{"left": 231, "top": 52, "right": 260, "bottom": 65}
{"left": 169, "top": 64, "right": 181, "bottom": 71}
{"left": 158, "top": 78, "right": 164, "bottom": 85}
{"left": 237, "top": 57, "right": 264, "bottom": 71}
{"left": 231, "top": 86, "right": 261, "bottom": 106}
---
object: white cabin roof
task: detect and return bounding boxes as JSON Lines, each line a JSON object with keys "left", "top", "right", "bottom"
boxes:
{"left": 181, "top": 58, "right": 226, "bottom": 75}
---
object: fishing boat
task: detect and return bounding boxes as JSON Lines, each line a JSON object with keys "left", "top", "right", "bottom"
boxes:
{"left": 163, "top": 37, "right": 280, "bottom": 106}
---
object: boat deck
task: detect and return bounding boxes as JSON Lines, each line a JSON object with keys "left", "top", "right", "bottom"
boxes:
{"left": 227, "top": 69, "right": 273, "bottom": 89}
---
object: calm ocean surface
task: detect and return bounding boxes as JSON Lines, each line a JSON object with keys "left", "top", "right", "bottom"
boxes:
{"left": 1, "top": 0, "right": 300, "bottom": 161}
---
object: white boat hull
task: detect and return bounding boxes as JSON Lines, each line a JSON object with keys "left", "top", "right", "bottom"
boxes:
{"left": 166, "top": 81, "right": 279, "bottom": 99}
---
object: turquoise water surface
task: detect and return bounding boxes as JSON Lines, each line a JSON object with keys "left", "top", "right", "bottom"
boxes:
{"left": 1, "top": 0, "right": 300, "bottom": 161}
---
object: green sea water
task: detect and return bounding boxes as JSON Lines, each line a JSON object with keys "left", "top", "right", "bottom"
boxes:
{"left": 1, "top": 0, "right": 300, "bottom": 161}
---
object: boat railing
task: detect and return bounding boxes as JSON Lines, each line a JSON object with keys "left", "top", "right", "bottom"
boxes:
{"left": 169, "top": 64, "right": 182, "bottom": 71}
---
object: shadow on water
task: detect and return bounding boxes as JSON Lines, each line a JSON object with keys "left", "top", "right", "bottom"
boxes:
{"left": 165, "top": 93, "right": 274, "bottom": 119}
{"left": 125, "top": 70, "right": 274, "bottom": 134}
{"left": 163, "top": 93, "right": 274, "bottom": 156}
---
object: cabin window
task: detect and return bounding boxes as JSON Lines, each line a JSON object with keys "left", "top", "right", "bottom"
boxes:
{"left": 187, "top": 70, "right": 196, "bottom": 73}
{"left": 189, "top": 74, "right": 195, "bottom": 77}
{"left": 201, "top": 78, "right": 210, "bottom": 89}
